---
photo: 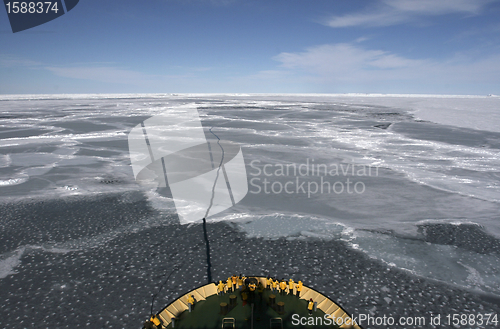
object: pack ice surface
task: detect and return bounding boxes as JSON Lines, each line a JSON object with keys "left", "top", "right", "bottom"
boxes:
{"left": 0, "top": 93, "right": 499, "bottom": 328}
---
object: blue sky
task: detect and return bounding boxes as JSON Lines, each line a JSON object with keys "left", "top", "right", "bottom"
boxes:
{"left": 1, "top": 0, "right": 500, "bottom": 94}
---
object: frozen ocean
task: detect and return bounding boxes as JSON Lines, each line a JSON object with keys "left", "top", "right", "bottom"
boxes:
{"left": 0, "top": 93, "right": 500, "bottom": 328}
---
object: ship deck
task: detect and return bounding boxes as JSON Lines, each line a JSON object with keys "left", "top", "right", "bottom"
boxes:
{"left": 154, "top": 277, "right": 361, "bottom": 329}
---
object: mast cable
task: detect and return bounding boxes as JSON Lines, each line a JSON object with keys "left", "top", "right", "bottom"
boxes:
{"left": 202, "top": 127, "right": 225, "bottom": 284}
{"left": 149, "top": 127, "right": 224, "bottom": 319}
{"left": 150, "top": 261, "right": 184, "bottom": 316}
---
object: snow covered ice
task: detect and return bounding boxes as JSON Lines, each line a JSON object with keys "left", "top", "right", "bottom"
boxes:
{"left": 0, "top": 93, "right": 500, "bottom": 328}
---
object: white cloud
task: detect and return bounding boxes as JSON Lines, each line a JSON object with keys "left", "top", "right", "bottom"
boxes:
{"left": 0, "top": 54, "right": 218, "bottom": 91}
{"left": 355, "top": 36, "right": 370, "bottom": 43}
{"left": 166, "top": 0, "right": 236, "bottom": 5}
{"left": 42, "top": 65, "right": 212, "bottom": 92}
{"left": 383, "top": 0, "right": 489, "bottom": 14}
{"left": 0, "top": 55, "right": 41, "bottom": 67}
{"left": 275, "top": 43, "right": 426, "bottom": 78}
{"left": 271, "top": 42, "right": 500, "bottom": 87}
{"left": 45, "top": 66, "right": 161, "bottom": 85}
{"left": 326, "top": 0, "right": 494, "bottom": 28}
{"left": 327, "top": 11, "right": 406, "bottom": 28}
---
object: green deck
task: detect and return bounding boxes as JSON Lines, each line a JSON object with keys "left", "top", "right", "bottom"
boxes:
{"left": 165, "top": 288, "right": 340, "bottom": 329}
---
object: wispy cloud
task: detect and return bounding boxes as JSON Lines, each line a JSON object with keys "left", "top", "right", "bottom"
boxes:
{"left": 45, "top": 66, "right": 157, "bottom": 85}
{"left": 270, "top": 42, "right": 500, "bottom": 88}
{"left": 0, "top": 55, "right": 41, "bottom": 67}
{"left": 354, "top": 36, "right": 370, "bottom": 43}
{"left": 448, "top": 22, "right": 500, "bottom": 43}
{"left": 0, "top": 53, "right": 215, "bottom": 91}
{"left": 275, "top": 43, "right": 426, "bottom": 77}
{"left": 383, "top": 0, "right": 489, "bottom": 14}
{"left": 165, "top": 0, "right": 237, "bottom": 5}
{"left": 325, "top": 0, "right": 494, "bottom": 28}
{"left": 43, "top": 64, "right": 210, "bottom": 91}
